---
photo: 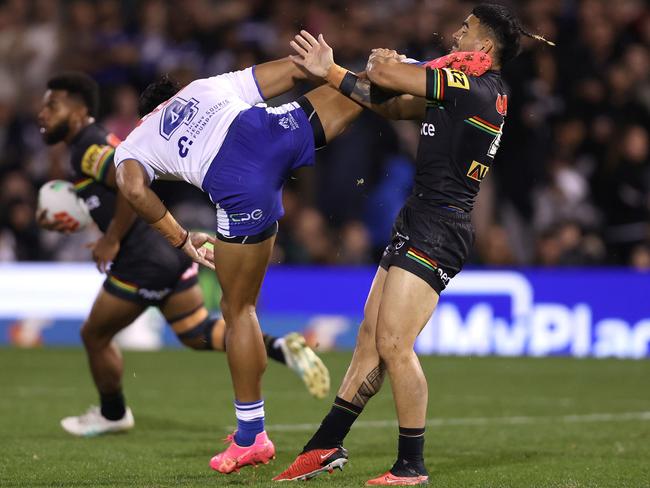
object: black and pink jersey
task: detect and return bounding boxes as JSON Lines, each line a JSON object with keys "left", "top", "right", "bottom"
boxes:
{"left": 411, "top": 67, "right": 509, "bottom": 212}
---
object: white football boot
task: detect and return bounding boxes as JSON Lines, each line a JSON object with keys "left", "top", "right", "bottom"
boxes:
{"left": 280, "top": 332, "right": 330, "bottom": 399}
{"left": 60, "top": 406, "right": 134, "bottom": 437}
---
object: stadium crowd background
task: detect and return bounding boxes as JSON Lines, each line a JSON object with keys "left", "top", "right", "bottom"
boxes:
{"left": 0, "top": 0, "right": 648, "bottom": 268}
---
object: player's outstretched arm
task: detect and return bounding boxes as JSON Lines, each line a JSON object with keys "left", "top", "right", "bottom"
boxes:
{"left": 290, "top": 30, "right": 425, "bottom": 120}
{"left": 116, "top": 159, "right": 216, "bottom": 270}
{"left": 365, "top": 49, "right": 428, "bottom": 97}
{"left": 251, "top": 57, "right": 316, "bottom": 100}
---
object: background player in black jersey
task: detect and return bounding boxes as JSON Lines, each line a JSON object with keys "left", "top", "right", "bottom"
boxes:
{"left": 36, "top": 72, "right": 330, "bottom": 437}
{"left": 276, "top": 4, "right": 553, "bottom": 485}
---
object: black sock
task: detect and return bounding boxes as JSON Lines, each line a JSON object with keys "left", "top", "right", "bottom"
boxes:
{"left": 302, "top": 397, "right": 363, "bottom": 452}
{"left": 100, "top": 391, "right": 126, "bottom": 421}
{"left": 263, "top": 334, "right": 286, "bottom": 364}
{"left": 390, "top": 427, "right": 428, "bottom": 476}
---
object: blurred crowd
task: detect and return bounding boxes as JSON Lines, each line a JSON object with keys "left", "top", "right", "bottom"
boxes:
{"left": 0, "top": 0, "right": 649, "bottom": 268}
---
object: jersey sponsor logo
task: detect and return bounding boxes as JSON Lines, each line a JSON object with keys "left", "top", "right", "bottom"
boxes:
{"left": 443, "top": 68, "right": 470, "bottom": 90}
{"left": 159, "top": 97, "right": 199, "bottom": 140}
{"left": 138, "top": 287, "right": 172, "bottom": 301}
{"left": 80, "top": 144, "right": 114, "bottom": 181}
{"left": 229, "top": 209, "right": 263, "bottom": 223}
{"left": 278, "top": 113, "right": 299, "bottom": 130}
{"left": 467, "top": 160, "right": 490, "bottom": 182}
{"left": 496, "top": 94, "right": 508, "bottom": 115}
{"left": 420, "top": 122, "right": 436, "bottom": 137}
{"left": 437, "top": 267, "right": 451, "bottom": 286}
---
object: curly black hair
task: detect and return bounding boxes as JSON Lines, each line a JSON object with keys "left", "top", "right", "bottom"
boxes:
{"left": 472, "top": 3, "right": 554, "bottom": 65}
{"left": 47, "top": 72, "right": 100, "bottom": 117}
{"left": 138, "top": 75, "right": 181, "bottom": 117}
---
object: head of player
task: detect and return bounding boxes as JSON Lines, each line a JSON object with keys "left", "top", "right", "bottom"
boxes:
{"left": 451, "top": 4, "right": 554, "bottom": 70}
{"left": 138, "top": 75, "right": 181, "bottom": 117}
{"left": 38, "top": 72, "right": 99, "bottom": 145}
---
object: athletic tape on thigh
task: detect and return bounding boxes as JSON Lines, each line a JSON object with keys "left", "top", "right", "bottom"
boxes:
{"left": 167, "top": 303, "right": 204, "bottom": 324}
{"left": 176, "top": 313, "right": 219, "bottom": 349}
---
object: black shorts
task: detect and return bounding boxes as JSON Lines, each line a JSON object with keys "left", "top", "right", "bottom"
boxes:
{"left": 103, "top": 224, "right": 199, "bottom": 306}
{"left": 379, "top": 202, "right": 474, "bottom": 294}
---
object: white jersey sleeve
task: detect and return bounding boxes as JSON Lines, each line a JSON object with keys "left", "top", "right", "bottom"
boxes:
{"left": 114, "top": 144, "right": 156, "bottom": 183}
{"left": 210, "top": 66, "right": 265, "bottom": 106}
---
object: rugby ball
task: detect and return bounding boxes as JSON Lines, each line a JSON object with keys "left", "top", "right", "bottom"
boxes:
{"left": 38, "top": 180, "right": 92, "bottom": 232}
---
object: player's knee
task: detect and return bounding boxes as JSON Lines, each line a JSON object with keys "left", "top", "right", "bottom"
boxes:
{"left": 80, "top": 322, "right": 111, "bottom": 350}
{"left": 375, "top": 331, "right": 407, "bottom": 363}
{"left": 220, "top": 298, "right": 255, "bottom": 323}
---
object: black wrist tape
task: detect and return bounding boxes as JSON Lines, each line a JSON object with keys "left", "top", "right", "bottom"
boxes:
{"left": 339, "top": 71, "right": 358, "bottom": 97}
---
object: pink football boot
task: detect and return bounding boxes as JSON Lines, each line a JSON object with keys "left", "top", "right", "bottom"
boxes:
{"left": 209, "top": 431, "right": 275, "bottom": 474}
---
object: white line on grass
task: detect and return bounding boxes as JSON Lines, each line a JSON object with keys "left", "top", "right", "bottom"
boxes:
{"left": 252, "top": 411, "right": 650, "bottom": 433}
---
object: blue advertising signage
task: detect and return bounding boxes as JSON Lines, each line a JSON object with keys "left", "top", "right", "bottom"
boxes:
{"left": 1, "top": 264, "right": 649, "bottom": 358}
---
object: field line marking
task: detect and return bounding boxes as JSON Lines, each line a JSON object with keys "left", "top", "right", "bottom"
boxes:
{"left": 255, "top": 411, "right": 650, "bottom": 433}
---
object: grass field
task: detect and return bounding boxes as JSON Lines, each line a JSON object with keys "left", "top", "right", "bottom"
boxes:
{"left": 1, "top": 348, "right": 649, "bottom": 487}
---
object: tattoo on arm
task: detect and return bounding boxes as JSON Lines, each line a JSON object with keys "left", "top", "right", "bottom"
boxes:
{"left": 346, "top": 77, "right": 402, "bottom": 118}
{"left": 351, "top": 363, "right": 385, "bottom": 408}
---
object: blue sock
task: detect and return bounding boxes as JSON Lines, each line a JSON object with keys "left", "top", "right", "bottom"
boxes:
{"left": 234, "top": 399, "right": 265, "bottom": 447}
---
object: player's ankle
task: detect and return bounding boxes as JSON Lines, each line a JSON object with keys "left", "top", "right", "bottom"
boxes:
{"left": 391, "top": 426, "right": 427, "bottom": 476}
{"left": 390, "top": 458, "right": 428, "bottom": 477}
{"left": 99, "top": 390, "right": 126, "bottom": 421}
{"left": 233, "top": 399, "right": 265, "bottom": 447}
{"left": 302, "top": 396, "right": 362, "bottom": 451}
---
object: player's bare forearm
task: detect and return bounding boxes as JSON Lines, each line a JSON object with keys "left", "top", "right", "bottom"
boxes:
{"left": 104, "top": 189, "right": 137, "bottom": 243}
{"left": 101, "top": 164, "right": 136, "bottom": 243}
{"left": 116, "top": 160, "right": 167, "bottom": 224}
{"left": 346, "top": 75, "right": 425, "bottom": 120}
{"left": 254, "top": 57, "right": 319, "bottom": 99}
{"left": 366, "top": 61, "right": 427, "bottom": 98}
{"left": 116, "top": 160, "right": 189, "bottom": 248}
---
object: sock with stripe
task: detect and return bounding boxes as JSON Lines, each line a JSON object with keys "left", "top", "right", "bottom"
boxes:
{"left": 302, "top": 396, "right": 362, "bottom": 452}
{"left": 234, "top": 399, "right": 265, "bottom": 447}
{"left": 390, "top": 426, "right": 428, "bottom": 476}
{"left": 263, "top": 334, "right": 286, "bottom": 365}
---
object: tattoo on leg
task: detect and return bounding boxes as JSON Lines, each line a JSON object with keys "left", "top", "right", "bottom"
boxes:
{"left": 352, "top": 363, "right": 385, "bottom": 408}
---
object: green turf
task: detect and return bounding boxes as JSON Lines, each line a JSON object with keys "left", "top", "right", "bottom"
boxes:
{"left": 1, "top": 348, "right": 649, "bottom": 487}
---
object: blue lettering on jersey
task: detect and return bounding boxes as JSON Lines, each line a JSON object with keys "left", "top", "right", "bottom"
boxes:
{"left": 178, "top": 136, "right": 193, "bottom": 158}
{"left": 159, "top": 97, "right": 199, "bottom": 140}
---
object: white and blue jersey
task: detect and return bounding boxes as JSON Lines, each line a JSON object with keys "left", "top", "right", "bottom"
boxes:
{"left": 114, "top": 67, "right": 315, "bottom": 238}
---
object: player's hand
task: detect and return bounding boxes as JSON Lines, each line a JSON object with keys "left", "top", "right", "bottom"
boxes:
{"left": 86, "top": 235, "right": 120, "bottom": 273}
{"left": 367, "top": 48, "right": 405, "bottom": 71}
{"left": 36, "top": 209, "right": 78, "bottom": 233}
{"left": 181, "top": 231, "right": 216, "bottom": 271}
{"left": 289, "top": 30, "right": 334, "bottom": 78}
